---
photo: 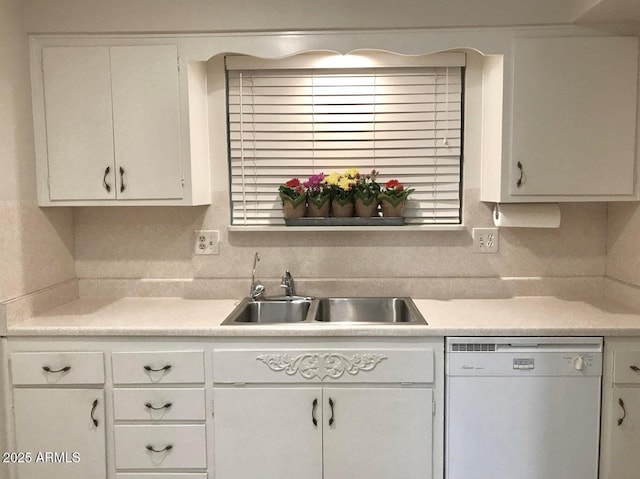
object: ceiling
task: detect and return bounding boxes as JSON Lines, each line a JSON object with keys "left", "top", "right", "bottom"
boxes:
{"left": 574, "top": 0, "right": 640, "bottom": 32}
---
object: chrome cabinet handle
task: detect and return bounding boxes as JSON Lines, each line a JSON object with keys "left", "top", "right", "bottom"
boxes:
{"left": 328, "top": 397, "right": 335, "bottom": 426}
{"left": 143, "top": 364, "right": 172, "bottom": 373}
{"left": 618, "top": 398, "right": 627, "bottom": 426}
{"left": 311, "top": 398, "right": 318, "bottom": 426}
{"left": 516, "top": 161, "right": 525, "bottom": 188}
{"left": 145, "top": 402, "right": 173, "bottom": 411}
{"left": 103, "top": 166, "right": 111, "bottom": 192}
{"left": 90, "top": 399, "right": 99, "bottom": 427}
{"left": 146, "top": 444, "right": 173, "bottom": 453}
{"left": 42, "top": 365, "right": 71, "bottom": 374}
{"left": 119, "top": 166, "right": 125, "bottom": 193}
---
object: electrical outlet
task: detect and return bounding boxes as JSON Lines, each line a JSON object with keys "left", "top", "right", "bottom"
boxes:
{"left": 472, "top": 227, "right": 499, "bottom": 254}
{"left": 194, "top": 230, "right": 219, "bottom": 255}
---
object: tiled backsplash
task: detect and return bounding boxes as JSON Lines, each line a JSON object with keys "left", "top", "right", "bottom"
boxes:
{"left": 73, "top": 188, "right": 608, "bottom": 299}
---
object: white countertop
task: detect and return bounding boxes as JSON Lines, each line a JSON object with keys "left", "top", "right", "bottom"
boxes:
{"left": 7, "top": 295, "right": 640, "bottom": 337}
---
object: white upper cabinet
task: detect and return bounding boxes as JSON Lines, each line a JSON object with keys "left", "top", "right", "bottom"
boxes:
{"left": 481, "top": 36, "right": 639, "bottom": 202}
{"left": 43, "top": 46, "right": 115, "bottom": 201}
{"left": 32, "top": 40, "right": 210, "bottom": 206}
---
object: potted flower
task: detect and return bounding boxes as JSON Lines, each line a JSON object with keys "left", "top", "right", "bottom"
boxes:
{"left": 378, "top": 179, "right": 414, "bottom": 217}
{"left": 304, "top": 173, "right": 331, "bottom": 217}
{"left": 354, "top": 169, "right": 381, "bottom": 217}
{"left": 278, "top": 178, "right": 307, "bottom": 218}
{"left": 323, "top": 170, "right": 357, "bottom": 217}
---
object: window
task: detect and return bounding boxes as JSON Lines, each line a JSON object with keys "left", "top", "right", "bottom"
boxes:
{"left": 226, "top": 52, "right": 464, "bottom": 225}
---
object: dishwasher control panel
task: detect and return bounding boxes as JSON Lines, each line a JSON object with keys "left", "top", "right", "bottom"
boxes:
{"left": 446, "top": 337, "right": 603, "bottom": 377}
{"left": 513, "top": 358, "right": 535, "bottom": 370}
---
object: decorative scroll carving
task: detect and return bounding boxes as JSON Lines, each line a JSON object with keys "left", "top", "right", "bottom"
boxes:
{"left": 256, "top": 352, "right": 387, "bottom": 380}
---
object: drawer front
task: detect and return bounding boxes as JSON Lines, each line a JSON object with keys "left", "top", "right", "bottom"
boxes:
{"left": 112, "top": 351, "right": 204, "bottom": 385}
{"left": 614, "top": 350, "right": 640, "bottom": 384}
{"left": 114, "top": 388, "right": 206, "bottom": 421}
{"left": 213, "top": 348, "right": 434, "bottom": 384}
{"left": 10, "top": 351, "right": 104, "bottom": 385}
{"left": 114, "top": 425, "right": 206, "bottom": 470}
{"left": 117, "top": 474, "right": 207, "bottom": 479}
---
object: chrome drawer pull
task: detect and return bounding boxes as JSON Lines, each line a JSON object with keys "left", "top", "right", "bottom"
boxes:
{"left": 119, "top": 166, "right": 126, "bottom": 193}
{"left": 618, "top": 398, "right": 627, "bottom": 426}
{"left": 145, "top": 402, "right": 173, "bottom": 411}
{"left": 146, "top": 444, "right": 173, "bottom": 453}
{"left": 328, "top": 397, "right": 335, "bottom": 426}
{"left": 103, "top": 166, "right": 111, "bottom": 192}
{"left": 42, "top": 365, "right": 71, "bottom": 374}
{"left": 311, "top": 398, "right": 318, "bottom": 427}
{"left": 90, "top": 399, "right": 99, "bottom": 427}
{"left": 143, "top": 364, "right": 172, "bottom": 373}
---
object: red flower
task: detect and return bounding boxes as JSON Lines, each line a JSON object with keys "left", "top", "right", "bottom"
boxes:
{"left": 285, "top": 178, "right": 301, "bottom": 188}
{"left": 385, "top": 179, "right": 401, "bottom": 189}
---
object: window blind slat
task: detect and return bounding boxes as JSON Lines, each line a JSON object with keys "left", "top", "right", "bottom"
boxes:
{"left": 228, "top": 62, "right": 463, "bottom": 225}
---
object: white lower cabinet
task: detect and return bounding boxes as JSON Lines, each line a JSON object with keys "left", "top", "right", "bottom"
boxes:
{"left": 112, "top": 350, "right": 207, "bottom": 476}
{"left": 212, "top": 339, "right": 443, "bottom": 479}
{"left": 600, "top": 339, "right": 640, "bottom": 479}
{"left": 114, "top": 425, "right": 207, "bottom": 470}
{"left": 5, "top": 337, "right": 443, "bottom": 479}
{"left": 8, "top": 350, "right": 106, "bottom": 479}
{"left": 13, "top": 388, "right": 106, "bottom": 479}
{"left": 213, "top": 387, "right": 323, "bottom": 479}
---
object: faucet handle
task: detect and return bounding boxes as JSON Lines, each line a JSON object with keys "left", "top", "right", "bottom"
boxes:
{"left": 280, "top": 270, "right": 295, "bottom": 296}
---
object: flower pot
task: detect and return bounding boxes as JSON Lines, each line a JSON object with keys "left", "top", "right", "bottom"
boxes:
{"left": 331, "top": 199, "right": 354, "bottom": 218}
{"left": 354, "top": 196, "right": 379, "bottom": 217}
{"left": 380, "top": 200, "right": 405, "bottom": 217}
{"left": 280, "top": 193, "right": 307, "bottom": 219}
{"left": 307, "top": 194, "right": 331, "bottom": 217}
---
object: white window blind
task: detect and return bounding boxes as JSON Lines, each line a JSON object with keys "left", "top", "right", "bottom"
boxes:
{"left": 227, "top": 53, "right": 464, "bottom": 225}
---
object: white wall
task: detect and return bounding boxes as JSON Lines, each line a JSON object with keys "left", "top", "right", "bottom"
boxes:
{"left": 24, "top": 0, "right": 575, "bottom": 33}
{"left": 0, "top": 0, "right": 75, "bottom": 302}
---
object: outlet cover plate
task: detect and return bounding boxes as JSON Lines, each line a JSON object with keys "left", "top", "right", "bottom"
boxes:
{"left": 194, "top": 230, "right": 220, "bottom": 255}
{"left": 472, "top": 227, "right": 499, "bottom": 254}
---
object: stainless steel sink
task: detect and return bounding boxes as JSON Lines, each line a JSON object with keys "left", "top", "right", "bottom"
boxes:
{"left": 222, "top": 297, "right": 427, "bottom": 325}
{"left": 222, "top": 298, "right": 312, "bottom": 325}
{"left": 312, "top": 297, "right": 426, "bottom": 324}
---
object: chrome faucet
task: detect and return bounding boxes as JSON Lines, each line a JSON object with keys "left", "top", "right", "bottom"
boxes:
{"left": 280, "top": 270, "right": 295, "bottom": 297}
{"left": 250, "top": 252, "right": 265, "bottom": 300}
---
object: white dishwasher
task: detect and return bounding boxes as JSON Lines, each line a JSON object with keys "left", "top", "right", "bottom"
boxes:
{"left": 445, "top": 337, "right": 602, "bottom": 479}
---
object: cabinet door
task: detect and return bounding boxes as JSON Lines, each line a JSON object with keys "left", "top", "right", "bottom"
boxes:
{"left": 110, "top": 45, "right": 183, "bottom": 200}
{"left": 213, "top": 387, "right": 322, "bottom": 479}
{"left": 42, "top": 46, "right": 116, "bottom": 200}
{"left": 604, "top": 388, "right": 640, "bottom": 479}
{"left": 12, "top": 388, "right": 106, "bottom": 479}
{"left": 323, "top": 387, "right": 433, "bottom": 479}
{"left": 510, "top": 36, "right": 638, "bottom": 197}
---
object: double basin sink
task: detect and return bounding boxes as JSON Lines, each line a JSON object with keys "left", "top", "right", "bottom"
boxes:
{"left": 222, "top": 297, "right": 427, "bottom": 325}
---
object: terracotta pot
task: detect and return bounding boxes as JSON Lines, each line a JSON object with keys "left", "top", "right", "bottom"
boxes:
{"left": 282, "top": 198, "right": 307, "bottom": 219}
{"left": 331, "top": 199, "right": 354, "bottom": 218}
{"left": 354, "top": 196, "right": 379, "bottom": 217}
{"left": 307, "top": 194, "right": 331, "bottom": 217}
{"left": 380, "top": 200, "right": 405, "bottom": 217}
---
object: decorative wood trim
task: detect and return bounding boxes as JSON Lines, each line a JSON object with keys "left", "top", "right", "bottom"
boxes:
{"left": 256, "top": 352, "right": 387, "bottom": 380}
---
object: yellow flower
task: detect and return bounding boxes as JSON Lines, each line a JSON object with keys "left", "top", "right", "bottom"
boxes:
{"left": 323, "top": 172, "right": 341, "bottom": 186}
{"left": 344, "top": 168, "right": 360, "bottom": 179}
{"left": 337, "top": 177, "right": 356, "bottom": 191}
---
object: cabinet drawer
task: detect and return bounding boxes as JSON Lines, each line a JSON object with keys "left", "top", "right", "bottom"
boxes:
{"left": 114, "top": 388, "right": 206, "bottom": 421}
{"left": 112, "top": 351, "right": 204, "bottom": 384}
{"left": 213, "top": 347, "right": 434, "bottom": 384}
{"left": 10, "top": 351, "right": 104, "bottom": 385}
{"left": 117, "top": 474, "right": 207, "bottom": 479}
{"left": 614, "top": 350, "right": 640, "bottom": 384}
{"left": 114, "top": 425, "right": 206, "bottom": 470}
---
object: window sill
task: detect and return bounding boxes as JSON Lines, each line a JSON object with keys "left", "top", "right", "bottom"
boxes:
{"left": 228, "top": 225, "right": 467, "bottom": 232}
